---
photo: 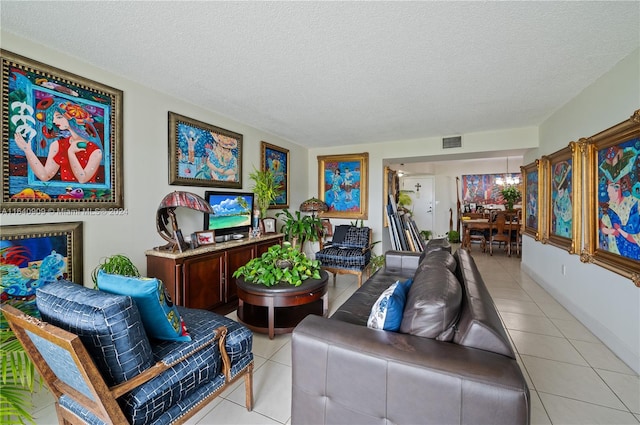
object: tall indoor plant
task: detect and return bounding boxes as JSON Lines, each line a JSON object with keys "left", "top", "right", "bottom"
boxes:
{"left": 249, "top": 167, "right": 282, "bottom": 218}
{"left": 275, "top": 209, "right": 322, "bottom": 251}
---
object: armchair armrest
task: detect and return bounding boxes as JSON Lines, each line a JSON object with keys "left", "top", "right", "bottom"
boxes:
{"left": 111, "top": 325, "right": 229, "bottom": 398}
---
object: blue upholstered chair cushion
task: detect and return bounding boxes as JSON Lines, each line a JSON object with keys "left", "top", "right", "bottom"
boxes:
{"left": 97, "top": 270, "right": 191, "bottom": 342}
{"left": 36, "top": 280, "right": 154, "bottom": 386}
{"left": 340, "top": 226, "right": 370, "bottom": 248}
{"left": 315, "top": 246, "right": 371, "bottom": 270}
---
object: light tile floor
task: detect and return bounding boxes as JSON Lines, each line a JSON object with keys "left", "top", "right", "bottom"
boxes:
{"left": 28, "top": 248, "right": 640, "bottom": 424}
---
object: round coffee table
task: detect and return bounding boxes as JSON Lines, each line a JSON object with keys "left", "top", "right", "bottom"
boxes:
{"left": 236, "top": 270, "right": 329, "bottom": 339}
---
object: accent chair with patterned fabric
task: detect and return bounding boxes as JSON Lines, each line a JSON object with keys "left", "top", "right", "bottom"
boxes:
{"left": 2, "top": 280, "right": 254, "bottom": 425}
{"left": 315, "top": 225, "right": 373, "bottom": 287}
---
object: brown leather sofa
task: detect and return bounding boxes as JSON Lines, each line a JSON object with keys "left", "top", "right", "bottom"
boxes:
{"left": 292, "top": 242, "right": 530, "bottom": 424}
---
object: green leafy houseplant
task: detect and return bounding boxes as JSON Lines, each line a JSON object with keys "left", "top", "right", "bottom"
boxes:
{"left": 275, "top": 209, "right": 322, "bottom": 251}
{"left": 91, "top": 254, "right": 140, "bottom": 288}
{"left": 447, "top": 230, "right": 460, "bottom": 243}
{"left": 232, "top": 243, "right": 321, "bottom": 287}
{"left": 500, "top": 186, "right": 521, "bottom": 210}
{"left": 249, "top": 167, "right": 283, "bottom": 218}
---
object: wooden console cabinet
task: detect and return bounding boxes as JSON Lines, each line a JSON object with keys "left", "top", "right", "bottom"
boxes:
{"left": 145, "top": 234, "right": 283, "bottom": 314}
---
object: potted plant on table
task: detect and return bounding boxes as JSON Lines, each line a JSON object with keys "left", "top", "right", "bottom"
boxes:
{"left": 500, "top": 186, "right": 521, "bottom": 211}
{"left": 232, "top": 243, "right": 322, "bottom": 287}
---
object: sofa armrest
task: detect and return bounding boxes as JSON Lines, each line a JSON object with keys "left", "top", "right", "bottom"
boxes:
{"left": 292, "top": 315, "right": 530, "bottom": 425}
{"left": 384, "top": 250, "right": 422, "bottom": 274}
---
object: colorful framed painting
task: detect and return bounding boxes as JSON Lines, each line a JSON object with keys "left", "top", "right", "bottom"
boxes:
{"left": 1, "top": 50, "right": 123, "bottom": 212}
{"left": 461, "top": 173, "right": 522, "bottom": 205}
{"left": 582, "top": 109, "right": 640, "bottom": 286}
{"left": 318, "top": 153, "right": 368, "bottom": 219}
{"left": 544, "top": 142, "right": 583, "bottom": 253}
{"left": 168, "top": 112, "right": 242, "bottom": 188}
{"left": 261, "top": 141, "right": 289, "bottom": 209}
{"left": 0, "top": 222, "right": 83, "bottom": 317}
{"left": 521, "top": 160, "right": 544, "bottom": 240}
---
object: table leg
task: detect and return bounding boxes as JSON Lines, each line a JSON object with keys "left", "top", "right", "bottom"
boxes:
{"left": 267, "top": 298, "right": 275, "bottom": 340}
{"left": 322, "top": 293, "right": 328, "bottom": 317}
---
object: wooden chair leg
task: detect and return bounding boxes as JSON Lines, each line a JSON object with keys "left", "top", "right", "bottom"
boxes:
{"left": 244, "top": 364, "right": 254, "bottom": 411}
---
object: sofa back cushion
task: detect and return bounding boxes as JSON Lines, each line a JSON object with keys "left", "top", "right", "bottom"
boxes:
{"left": 400, "top": 266, "right": 462, "bottom": 341}
{"left": 36, "top": 280, "right": 154, "bottom": 386}
{"left": 418, "top": 250, "right": 457, "bottom": 273}
{"left": 453, "top": 249, "right": 515, "bottom": 358}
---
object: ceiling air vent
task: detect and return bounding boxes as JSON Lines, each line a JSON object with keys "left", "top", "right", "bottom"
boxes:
{"left": 442, "top": 136, "right": 462, "bottom": 149}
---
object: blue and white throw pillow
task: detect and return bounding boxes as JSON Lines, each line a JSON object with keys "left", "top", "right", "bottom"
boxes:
{"left": 367, "top": 278, "right": 413, "bottom": 331}
{"left": 97, "top": 270, "right": 191, "bottom": 342}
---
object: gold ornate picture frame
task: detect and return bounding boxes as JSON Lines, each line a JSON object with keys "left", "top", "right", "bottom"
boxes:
{"left": 582, "top": 109, "right": 640, "bottom": 286}
{"left": 521, "top": 159, "right": 545, "bottom": 240}
{"left": 318, "top": 152, "right": 368, "bottom": 219}
{"left": 543, "top": 142, "right": 583, "bottom": 253}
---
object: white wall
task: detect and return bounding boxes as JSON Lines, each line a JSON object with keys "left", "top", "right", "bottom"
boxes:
{"left": 523, "top": 49, "right": 640, "bottom": 373}
{"left": 308, "top": 129, "right": 537, "bottom": 254}
{"left": 1, "top": 32, "right": 310, "bottom": 284}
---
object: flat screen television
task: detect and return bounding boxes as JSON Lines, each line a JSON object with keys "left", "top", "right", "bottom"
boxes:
{"left": 203, "top": 190, "right": 254, "bottom": 236}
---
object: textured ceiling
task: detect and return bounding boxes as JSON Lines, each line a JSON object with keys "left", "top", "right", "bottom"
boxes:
{"left": 2, "top": 1, "right": 638, "bottom": 149}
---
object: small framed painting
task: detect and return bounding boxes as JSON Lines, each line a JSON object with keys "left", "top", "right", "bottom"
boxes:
{"left": 582, "top": 109, "right": 640, "bottom": 286}
{"left": 521, "top": 160, "right": 544, "bottom": 240}
{"left": 317, "top": 152, "right": 369, "bottom": 219}
{"left": 544, "top": 142, "right": 583, "bottom": 253}
{"left": 0, "top": 222, "right": 83, "bottom": 316}
{"left": 194, "top": 230, "right": 216, "bottom": 246}
{"left": 168, "top": 112, "right": 242, "bottom": 188}
{"left": 1, "top": 50, "right": 123, "bottom": 211}
{"left": 262, "top": 217, "right": 276, "bottom": 234}
{"left": 261, "top": 142, "right": 289, "bottom": 209}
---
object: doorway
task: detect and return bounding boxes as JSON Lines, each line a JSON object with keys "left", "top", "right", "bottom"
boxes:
{"left": 401, "top": 176, "right": 435, "bottom": 239}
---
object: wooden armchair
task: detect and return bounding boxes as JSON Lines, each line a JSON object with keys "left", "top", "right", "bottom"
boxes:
{"left": 2, "top": 280, "right": 254, "bottom": 424}
{"left": 315, "top": 225, "right": 373, "bottom": 287}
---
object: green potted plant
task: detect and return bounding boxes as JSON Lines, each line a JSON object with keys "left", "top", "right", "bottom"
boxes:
{"left": 232, "top": 243, "right": 322, "bottom": 287}
{"left": 275, "top": 209, "right": 322, "bottom": 251}
{"left": 397, "top": 190, "right": 413, "bottom": 213}
{"left": 248, "top": 167, "right": 283, "bottom": 218}
{"left": 91, "top": 254, "right": 140, "bottom": 288}
{"left": 500, "top": 186, "right": 521, "bottom": 211}
{"left": 447, "top": 230, "right": 460, "bottom": 243}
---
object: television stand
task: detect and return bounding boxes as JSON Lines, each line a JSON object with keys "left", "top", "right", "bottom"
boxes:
{"left": 145, "top": 233, "right": 283, "bottom": 314}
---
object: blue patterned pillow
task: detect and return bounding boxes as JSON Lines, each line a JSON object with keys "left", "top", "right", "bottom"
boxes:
{"left": 367, "top": 278, "right": 413, "bottom": 331}
{"left": 97, "top": 270, "right": 191, "bottom": 342}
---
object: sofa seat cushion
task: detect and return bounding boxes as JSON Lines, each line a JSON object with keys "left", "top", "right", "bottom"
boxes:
{"left": 453, "top": 249, "right": 515, "bottom": 358}
{"left": 330, "top": 269, "right": 406, "bottom": 325}
{"left": 400, "top": 266, "right": 462, "bottom": 341}
{"left": 36, "top": 280, "right": 153, "bottom": 386}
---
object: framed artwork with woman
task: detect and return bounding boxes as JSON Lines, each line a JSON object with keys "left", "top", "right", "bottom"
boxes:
{"left": 1, "top": 50, "right": 123, "bottom": 211}
{"left": 168, "top": 112, "right": 242, "bottom": 188}
{"left": 544, "top": 141, "right": 583, "bottom": 253}
{"left": 582, "top": 109, "right": 640, "bottom": 286}
{"left": 317, "top": 153, "right": 368, "bottom": 219}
